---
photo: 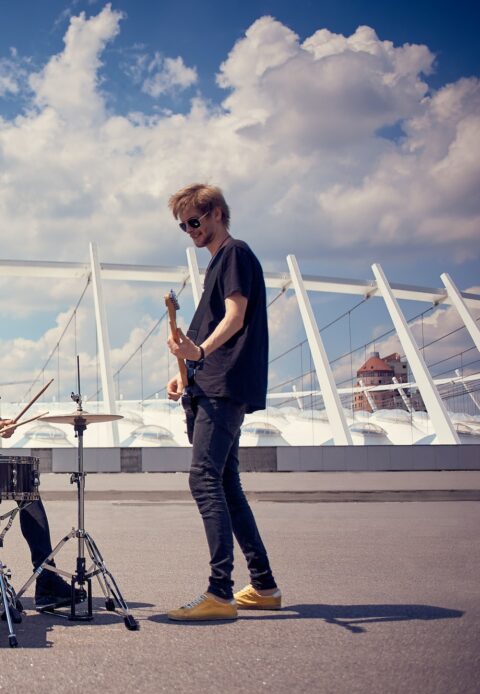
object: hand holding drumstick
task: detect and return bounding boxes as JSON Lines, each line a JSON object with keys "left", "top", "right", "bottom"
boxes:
{"left": 0, "top": 378, "right": 53, "bottom": 438}
{"left": 0, "top": 418, "right": 15, "bottom": 439}
{"left": 0, "top": 412, "right": 50, "bottom": 438}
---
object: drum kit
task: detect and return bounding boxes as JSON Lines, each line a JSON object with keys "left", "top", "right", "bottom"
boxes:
{"left": 0, "top": 359, "right": 139, "bottom": 647}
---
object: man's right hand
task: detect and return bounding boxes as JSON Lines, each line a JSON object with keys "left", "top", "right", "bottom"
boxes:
{"left": 167, "top": 373, "right": 183, "bottom": 401}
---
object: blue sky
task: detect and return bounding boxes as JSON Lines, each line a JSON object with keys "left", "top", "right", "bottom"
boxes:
{"left": 0, "top": 0, "right": 478, "bottom": 402}
{"left": 1, "top": 0, "right": 479, "bottom": 121}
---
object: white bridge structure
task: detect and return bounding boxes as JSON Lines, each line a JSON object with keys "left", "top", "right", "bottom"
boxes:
{"left": 1, "top": 243, "right": 480, "bottom": 459}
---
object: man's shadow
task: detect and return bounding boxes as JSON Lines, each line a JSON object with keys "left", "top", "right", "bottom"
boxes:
{"left": 2, "top": 601, "right": 465, "bottom": 645}
{"left": 149, "top": 603, "right": 464, "bottom": 632}
{"left": 277, "top": 603, "right": 464, "bottom": 633}
{"left": 0, "top": 598, "right": 152, "bottom": 649}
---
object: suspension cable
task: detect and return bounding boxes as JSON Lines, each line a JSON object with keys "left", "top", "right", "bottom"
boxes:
{"left": 21, "top": 276, "right": 91, "bottom": 402}
{"left": 114, "top": 281, "right": 188, "bottom": 378}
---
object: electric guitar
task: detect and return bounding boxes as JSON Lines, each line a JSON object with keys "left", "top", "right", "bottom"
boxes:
{"left": 164, "top": 290, "right": 195, "bottom": 443}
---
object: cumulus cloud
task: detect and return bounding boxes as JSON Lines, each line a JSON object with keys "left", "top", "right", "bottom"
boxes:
{"left": 0, "top": 6, "right": 478, "bottom": 399}
{"left": 219, "top": 23, "right": 433, "bottom": 147}
{"left": 216, "top": 19, "right": 479, "bottom": 259}
{"left": 0, "top": 8, "right": 478, "bottom": 264}
{"left": 318, "top": 77, "right": 480, "bottom": 252}
{"left": 0, "top": 66, "right": 19, "bottom": 97}
{"left": 123, "top": 48, "right": 198, "bottom": 98}
{"left": 0, "top": 300, "right": 173, "bottom": 403}
{"left": 142, "top": 54, "right": 197, "bottom": 97}
{"left": 29, "top": 4, "right": 122, "bottom": 126}
{"left": 0, "top": 48, "right": 29, "bottom": 98}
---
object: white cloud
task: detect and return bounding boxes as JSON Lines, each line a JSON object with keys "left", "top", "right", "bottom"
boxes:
{"left": 0, "top": 8, "right": 477, "bottom": 265}
{"left": 142, "top": 54, "right": 197, "bottom": 97}
{"left": 218, "top": 22, "right": 433, "bottom": 149}
{"left": 0, "top": 49, "right": 28, "bottom": 97}
{"left": 29, "top": 4, "right": 123, "bottom": 127}
{"left": 0, "top": 70, "right": 18, "bottom": 97}
{"left": 318, "top": 76, "right": 480, "bottom": 251}
{"left": 123, "top": 49, "right": 197, "bottom": 98}
{"left": 0, "top": 301, "right": 172, "bottom": 402}
{"left": 218, "top": 15, "right": 299, "bottom": 89}
{"left": 0, "top": 7, "right": 478, "bottom": 397}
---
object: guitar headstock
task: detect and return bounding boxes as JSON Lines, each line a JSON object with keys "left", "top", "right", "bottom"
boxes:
{"left": 165, "top": 289, "right": 179, "bottom": 322}
{"left": 165, "top": 289, "right": 179, "bottom": 309}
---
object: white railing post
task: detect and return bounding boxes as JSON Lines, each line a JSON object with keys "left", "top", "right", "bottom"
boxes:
{"left": 359, "top": 379, "right": 377, "bottom": 412}
{"left": 186, "top": 247, "right": 202, "bottom": 308}
{"left": 441, "top": 273, "right": 480, "bottom": 353}
{"left": 372, "top": 263, "right": 459, "bottom": 444}
{"left": 455, "top": 369, "right": 480, "bottom": 412}
{"left": 287, "top": 255, "right": 353, "bottom": 446}
{"left": 392, "top": 377, "right": 413, "bottom": 413}
{"left": 89, "top": 242, "right": 119, "bottom": 446}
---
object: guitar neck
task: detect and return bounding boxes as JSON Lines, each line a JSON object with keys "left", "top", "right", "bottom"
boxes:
{"left": 169, "top": 317, "right": 189, "bottom": 388}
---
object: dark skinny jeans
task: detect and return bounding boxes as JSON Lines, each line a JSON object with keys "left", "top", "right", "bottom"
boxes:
{"left": 18, "top": 499, "right": 53, "bottom": 571}
{"left": 189, "top": 396, "right": 277, "bottom": 600}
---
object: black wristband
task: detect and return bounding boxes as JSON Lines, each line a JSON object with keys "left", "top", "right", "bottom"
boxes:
{"left": 186, "top": 345, "right": 205, "bottom": 371}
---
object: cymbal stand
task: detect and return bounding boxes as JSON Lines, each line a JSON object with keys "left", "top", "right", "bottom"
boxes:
{"left": 17, "top": 358, "right": 139, "bottom": 631}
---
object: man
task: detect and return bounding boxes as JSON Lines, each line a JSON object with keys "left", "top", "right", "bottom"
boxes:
{"left": 166, "top": 183, "right": 281, "bottom": 620}
{"left": 0, "top": 418, "right": 84, "bottom": 610}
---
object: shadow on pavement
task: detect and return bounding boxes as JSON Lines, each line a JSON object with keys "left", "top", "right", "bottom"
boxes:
{"left": 0, "top": 598, "right": 152, "bottom": 649}
{"left": 148, "top": 603, "right": 464, "bottom": 633}
{"left": 5, "top": 601, "right": 463, "bottom": 645}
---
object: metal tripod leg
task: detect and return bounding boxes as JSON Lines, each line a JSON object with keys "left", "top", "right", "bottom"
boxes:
{"left": 0, "top": 561, "right": 21, "bottom": 648}
{"left": 15, "top": 527, "right": 139, "bottom": 631}
{"left": 16, "top": 529, "right": 77, "bottom": 601}
{"left": 83, "top": 532, "right": 139, "bottom": 630}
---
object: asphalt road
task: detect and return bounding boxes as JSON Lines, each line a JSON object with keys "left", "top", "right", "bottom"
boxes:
{"left": 0, "top": 498, "right": 479, "bottom": 693}
{"left": 37, "top": 470, "right": 480, "bottom": 502}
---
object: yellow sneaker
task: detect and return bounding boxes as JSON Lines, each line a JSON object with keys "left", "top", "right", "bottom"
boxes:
{"left": 234, "top": 585, "right": 282, "bottom": 610}
{"left": 168, "top": 593, "right": 238, "bottom": 621}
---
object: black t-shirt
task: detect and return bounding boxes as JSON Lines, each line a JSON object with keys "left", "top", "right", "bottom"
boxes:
{"left": 186, "top": 238, "right": 268, "bottom": 413}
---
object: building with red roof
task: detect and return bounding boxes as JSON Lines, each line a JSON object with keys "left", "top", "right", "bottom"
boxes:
{"left": 353, "top": 351, "right": 425, "bottom": 412}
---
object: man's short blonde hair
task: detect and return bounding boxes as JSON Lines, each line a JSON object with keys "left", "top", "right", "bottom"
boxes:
{"left": 168, "top": 183, "right": 230, "bottom": 230}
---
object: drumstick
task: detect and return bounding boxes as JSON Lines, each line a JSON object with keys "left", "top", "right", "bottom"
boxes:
{"left": 0, "top": 412, "right": 50, "bottom": 435}
{"left": 13, "top": 379, "right": 54, "bottom": 423}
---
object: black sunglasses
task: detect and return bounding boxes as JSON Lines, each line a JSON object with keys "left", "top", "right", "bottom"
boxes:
{"left": 179, "top": 211, "right": 209, "bottom": 232}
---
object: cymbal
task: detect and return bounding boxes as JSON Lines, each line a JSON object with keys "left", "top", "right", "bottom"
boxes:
{"left": 41, "top": 412, "right": 123, "bottom": 425}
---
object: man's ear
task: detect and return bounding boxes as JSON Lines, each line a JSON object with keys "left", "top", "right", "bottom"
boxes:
{"left": 213, "top": 206, "right": 222, "bottom": 222}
